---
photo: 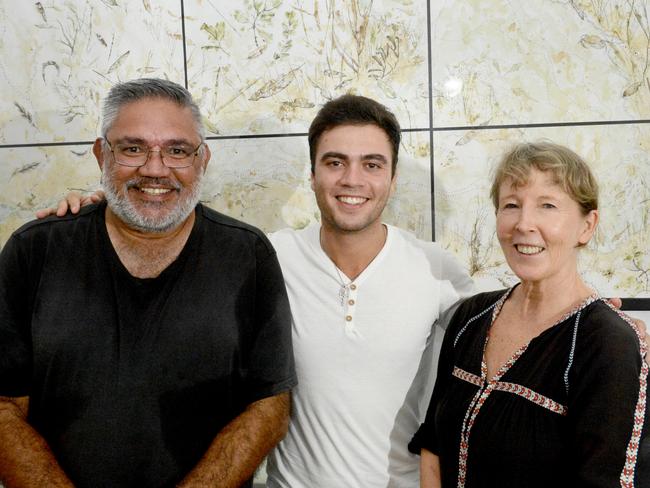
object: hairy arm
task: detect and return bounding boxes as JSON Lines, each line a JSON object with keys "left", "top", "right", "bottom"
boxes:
{"left": 420, "top": 449, "right": 442, "bottom": 488}
{"left": 0, "top": 397, "right": 73, "bottom": 488}
{"left": 177, "top": 391, "right": 290, "bottom": 488}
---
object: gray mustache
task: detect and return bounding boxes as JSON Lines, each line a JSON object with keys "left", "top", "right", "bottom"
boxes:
{"left": 125, "top": 178, "right": 181, "bottom": 191}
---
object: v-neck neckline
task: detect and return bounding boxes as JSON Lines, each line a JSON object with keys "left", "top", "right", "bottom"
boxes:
{"left": 480, "top": 286, "right": 601, "bottom": 384}
{"left": 98, "top": 201, "right": 202, "bottom": 283}
{"left": 310, "top": 223, "right": 393, "bottom": 288}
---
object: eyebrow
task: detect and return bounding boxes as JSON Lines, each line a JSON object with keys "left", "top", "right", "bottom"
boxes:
{"left": 537, "top": 195, "right": 563, "bottom": 202}
{"left": 499, "top": 193, "right": 563, "bottom": 202}
{"left": 320, "top": 151, "right": 388, "bottom": 163}
{"left": 320, "top": 151, "right": 348, "bottom": 161}
{"left": 112, "top": 137, "right": 195, "bottom": 146}
{"left": 113, "top": 136, "right": 146, "bottom": 145}
{"left": 362, "top": 153, "right": 388, "bottom": 163}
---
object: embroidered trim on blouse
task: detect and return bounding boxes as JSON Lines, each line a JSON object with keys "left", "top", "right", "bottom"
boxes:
{"left": 456, "top": 342, "right": 530, "bottom": 488}
{"left": 601, "top": 302, "right": 649, "bottom": 488}
{"left": 452, "top": 289, "right": 603, "bottom": 488}
{"left": 562, "top": 294, "right": 600, "bottom": 395}
{"left": 452, "top": 367, "right": 481, "bottom": 386}
{"left": 493, "top": 381, "right": 567, "bottom": 415}
{"left": 453, "top": 300, "right": 499, "bottom": 348}
{"left": 453, "top": 367, "right": 567, "bottom": 415}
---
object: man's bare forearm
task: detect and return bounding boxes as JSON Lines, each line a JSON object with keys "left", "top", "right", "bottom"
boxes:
{"left": 0, "top": 397, "right": 73, "bottom": 488}
{"left": 177, "top": 391, "right": 291, "bottom": 488}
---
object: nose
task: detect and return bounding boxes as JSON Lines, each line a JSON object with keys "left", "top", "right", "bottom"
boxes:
{"left": 338, "top": 162, "right": 363, "bottom": 187}
{"left": 139, "top": 149, "right": 171, "bottom": 177}
{"left": 514, "top": 205, "right": 535, "bottom": 233}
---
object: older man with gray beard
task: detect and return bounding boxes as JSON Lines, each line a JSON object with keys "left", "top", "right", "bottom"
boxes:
{"left": 0, "top": 78, "right": 296, "bottom": 488}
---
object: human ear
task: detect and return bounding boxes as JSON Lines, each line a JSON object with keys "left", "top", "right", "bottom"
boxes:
{"left": 578, "top": 209, "right": 599, "bottom": 245}
{"left": 201, "top": 143, "right": 211, "bottom": 173}
{"left": 93, "top": 138, "right": 105, "bottom": 171}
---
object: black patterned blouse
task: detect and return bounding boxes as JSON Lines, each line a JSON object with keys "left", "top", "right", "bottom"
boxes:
{"left": 410, "top": 288, "right": 649, "bottom": 488}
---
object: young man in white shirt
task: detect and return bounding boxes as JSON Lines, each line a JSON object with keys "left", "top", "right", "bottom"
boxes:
{"left": 264, "top": 95, "right": 472, "bottom": 487}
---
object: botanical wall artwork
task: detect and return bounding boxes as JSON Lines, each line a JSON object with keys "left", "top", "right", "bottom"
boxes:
{"left": 1, "top": 0, "right": 648, "bottom": 299}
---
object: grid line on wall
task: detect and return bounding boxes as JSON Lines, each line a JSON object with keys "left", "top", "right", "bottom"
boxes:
{"left": 180, "top": 0, "right": 189, "bottom": 89}
{"left": 433, "top": 118, "right": 650, "bottom": 132}
{"left": 426, "top": 0, "right": 436, "bottom": 242}
{"left": 5, "top": 119, "right": 650, "bottom": 149}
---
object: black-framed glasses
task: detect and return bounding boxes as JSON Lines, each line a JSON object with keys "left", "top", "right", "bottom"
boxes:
{"left": 105, "top": 139, "right": 203, "bottom": 169}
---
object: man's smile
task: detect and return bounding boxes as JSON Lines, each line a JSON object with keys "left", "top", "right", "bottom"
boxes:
{"left": 337, "top": 195, "right": 368, "bottom": 205}
{"left": 138, "top": 187, "right": 174, "bottom": 195}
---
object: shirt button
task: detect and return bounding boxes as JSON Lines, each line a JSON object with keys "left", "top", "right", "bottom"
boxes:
{"left": 348, "top": 299, "right": 355, "bottom": 306}
{"left": 350, "top": 284, "right": 357, "bottom": 290}
{"left": 345, "top": 315, "right": 352, "bottom": 322}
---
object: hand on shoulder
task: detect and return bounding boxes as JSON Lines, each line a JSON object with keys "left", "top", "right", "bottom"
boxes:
{"left": 35, "top": 190, "right": 105, "bottom": 219}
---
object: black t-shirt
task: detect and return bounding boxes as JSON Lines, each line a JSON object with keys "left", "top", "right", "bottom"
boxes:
{"left": 0, "top": 202, "right": 296, "bottom": 487}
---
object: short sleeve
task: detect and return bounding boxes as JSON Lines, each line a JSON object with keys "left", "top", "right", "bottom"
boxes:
{"left": 0, "top": 233, "right": 33, "bottom": 396}
{"left": 409, "top": 301, "right": 466, "bottom": 455}
{"left": 426, "top": 244, "right": 474, "bottom": 329}
{"left": 240, "top": 238, "right": 296, "bottom": 404}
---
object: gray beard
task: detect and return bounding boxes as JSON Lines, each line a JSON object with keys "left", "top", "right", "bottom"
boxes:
{"left": 101, "top": 164, "right": 203, "bottom": 233}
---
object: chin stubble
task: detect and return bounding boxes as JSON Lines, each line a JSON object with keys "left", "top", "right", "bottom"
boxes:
{"left": 101, "top": 162, "right": 203, "bottom": 233}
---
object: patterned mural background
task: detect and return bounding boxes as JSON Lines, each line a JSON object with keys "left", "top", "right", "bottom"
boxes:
{"left": 1, "top": 0, "right": 649, "bottom": 304}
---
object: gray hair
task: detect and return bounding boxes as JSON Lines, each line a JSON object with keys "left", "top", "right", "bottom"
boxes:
{"left": 100, "top": 78, "right": 205, "bottom": 140}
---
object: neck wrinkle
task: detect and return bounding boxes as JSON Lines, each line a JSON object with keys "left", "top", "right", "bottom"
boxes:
{"left": 512, "top": 272, "right": 593, "bottom": 322}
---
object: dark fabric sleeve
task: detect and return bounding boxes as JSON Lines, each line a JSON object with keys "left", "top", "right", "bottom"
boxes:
{"left": 0, "top": 233, "right": 33, "bottom": 396}
{"left": 409, "top": 301, "right": 466, "bottom": 455}
{"left": 239, "top": 238, "right": 296, "bottom": 405}
{"left": 568, "top": 306, "right": 649, "bottom": 487}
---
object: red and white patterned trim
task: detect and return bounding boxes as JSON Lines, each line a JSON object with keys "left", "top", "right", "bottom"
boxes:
{"left": 456, "top": 343, "right": 531, "bottom": 488}
{"left": 453, "top": 367, "right": 566, "bottom": 416}
{"left": 603, "top": 303, "right": 649, "bottom": 488}
{"left": 453, "top": 367, "right": 482, "bottom": 386}
{"left": 453, "top": 290, "right": 606, "bottom": 488}
{"left": 492, "top": 381, "right": 567, "bottom": 415}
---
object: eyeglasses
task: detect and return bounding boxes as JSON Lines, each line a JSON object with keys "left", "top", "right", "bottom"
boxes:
{"left": 105, "top": 139, "right": 203, "bottom": 169}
